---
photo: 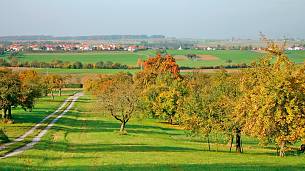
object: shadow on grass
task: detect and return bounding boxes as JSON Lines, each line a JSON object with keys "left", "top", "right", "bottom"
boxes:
{"left": 0, "top": 162, "right": 304, "bottom": 171}
{"left": 49, "top": 114, "right": 183, "bottom": 136}
{"left": 35, "top": 141, "right": 201, "bottom": 153}
{"left": 9, "top": 111, "right": 52, "bottom": 124}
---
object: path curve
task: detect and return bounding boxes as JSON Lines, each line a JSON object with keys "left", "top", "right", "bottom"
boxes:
{"left": 0, "top": 93, "right": 83, "bottom": 159}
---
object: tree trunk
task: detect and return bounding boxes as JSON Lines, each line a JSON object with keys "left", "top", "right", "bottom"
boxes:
{"left": 168, "top": 116, "right": 173, "bottom": 125}
{"left": 51, "top": 90, "right": 54, "bottom": 100}
{"left": 120, "top": 122, "right": 126, "bottom": 132}
{"left": 236, "top": 128, "right": 242, "bottom": 153}
{"left": 7, "top": 106, "right": 12, "bottom": 119}
{"left": 207, "top": 135, "right": 211, "bottom": 151}
{"left": 59, "top": 88, "right": 62, "bottom": 96}
{"left": 2, "top": 108, "right": 7, "bottom": 119}
{"left": 279, "top": 141, "right": 286, "bottom": 157}
{"left": 229, "top": 135, "right": 234, "bottom": 152}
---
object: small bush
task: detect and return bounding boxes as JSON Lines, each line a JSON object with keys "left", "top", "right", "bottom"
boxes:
{"left": 0, "top": 129, "right": 9, "bottom": 143}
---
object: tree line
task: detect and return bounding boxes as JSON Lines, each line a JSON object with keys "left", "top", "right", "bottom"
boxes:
{"left": 0, "top": 58, "right": 130, "bottom": 69}
{"left": 84, "top": 38, "right": 305, "bottom": 157}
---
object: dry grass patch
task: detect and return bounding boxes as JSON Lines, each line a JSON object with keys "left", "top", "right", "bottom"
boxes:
{"left": 197, "top": 55, "right": 219, "bottom": 61}
{"left": 174, "top": 55, "right": 188, "bottom": 61}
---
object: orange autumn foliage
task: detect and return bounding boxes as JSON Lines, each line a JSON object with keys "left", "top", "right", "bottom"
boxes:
{"left": 143, "top": 54, "right": 180, "bottom": 77}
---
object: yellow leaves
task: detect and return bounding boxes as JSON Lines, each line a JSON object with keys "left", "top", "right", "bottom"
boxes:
{"left": 236, "top": 38, "right": 305, "bottom": 146}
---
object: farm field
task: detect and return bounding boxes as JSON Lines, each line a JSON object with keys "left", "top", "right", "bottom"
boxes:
{"left": 1, "top": 94, "right": 305, "bottom": 170}
{"left": 12, "top": 51, "right": 154, "bottom": 66}
{"left": 9, "top": 50, "right": 305, "bottom": 68}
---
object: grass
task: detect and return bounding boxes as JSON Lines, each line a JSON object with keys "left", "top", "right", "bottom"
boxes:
{"left": 1, "top": 94, "right": 305, "bottom": 170}
{"left": 0, "top": 89, "right": 80, "bottom": 140}
{"left": 168, "top": 50, "right": 264, "bottom": 67}
{"left": 5, "top": 50, "right": 303, "bottom": 70}
{"left": 23, "top": 50, "right": 303, "bottom": 75}
{"left": 13, "top": 51, "right": 153, "bottom": 66}
{"left": 0, "top": 96, "right": 67, "bottom": 140}
{"left": 0, "top": 96, "right": 74, "bottom": 157}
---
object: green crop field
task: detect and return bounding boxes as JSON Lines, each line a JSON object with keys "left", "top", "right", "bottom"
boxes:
{"left": 12, "top": 50, "right": 155, "bottom": 66}
{"left": 10, "top": 50, "right": 305, "bottom": 68}
{"left": 1, "top": 94, "right": 305, "bottom": 170}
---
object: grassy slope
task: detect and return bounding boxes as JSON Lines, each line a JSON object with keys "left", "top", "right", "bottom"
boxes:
{"left": 1, "top": 94, "right": 304, "bottom": 170}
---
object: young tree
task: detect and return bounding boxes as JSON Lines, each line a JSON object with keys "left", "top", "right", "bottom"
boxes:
{"left": 43, "top": 74, "right": 69, "bottom": 99}
{"left": 96, "top": 73, "right": 139, "bottom": 133}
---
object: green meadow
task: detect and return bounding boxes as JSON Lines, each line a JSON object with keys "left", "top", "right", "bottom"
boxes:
{"left": 12, "top": 50, "right": 305, "bottom": 68}
{"left": 15, "top": 51, "right": 154, "bottom": 66}
{"left": 1, "top": 94, "right": 305, "bottom": 170}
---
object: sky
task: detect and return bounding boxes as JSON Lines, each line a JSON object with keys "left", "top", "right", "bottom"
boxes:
{"left": 0, "top": 0, "right": 305, "bottom": 39}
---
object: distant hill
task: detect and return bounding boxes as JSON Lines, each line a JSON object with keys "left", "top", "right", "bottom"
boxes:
{"left": 0, "top": 35, "right": 166, "bottom": 41}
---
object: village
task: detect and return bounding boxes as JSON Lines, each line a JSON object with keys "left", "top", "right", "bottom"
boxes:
{"left": 2, "top": 43, "right": 147, "bottom": 53}
{"left": 2, "top": 41, "right": 305, "bottom": 53}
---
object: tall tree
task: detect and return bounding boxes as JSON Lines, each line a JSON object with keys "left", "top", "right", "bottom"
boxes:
{"left": 135, "top": 54, "right": 180, "bottom": 88}
{"left": 181, "top": 71, "right": 240, "bottom": 151}
{"left": 153, "top": 73, "right": 185, "bottom": 124}
{"left": 234, "top": 37, "right": 305, "bottom": 157}
{"left": 0, "top": 69, "right": 21, "bottom": 119}
{"left": 18, "top": 70, "right": 43, "bottom": 111}
{"left": 135, "top": 54, "right": 183, "bottom": 124}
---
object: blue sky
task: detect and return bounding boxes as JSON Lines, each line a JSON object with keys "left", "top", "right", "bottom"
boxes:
{"left": 0, "top": 0, "right": 304, "bottom": 39}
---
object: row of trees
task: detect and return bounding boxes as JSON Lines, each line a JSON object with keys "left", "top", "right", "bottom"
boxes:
{"left": 0, "top": 58, "right": 130, "bottom": 69}
{"left": 0, "top": 69, "right": 69, "bottom": 120}
{"left": 85, "top": 38, "right": 305, "bottom": 157}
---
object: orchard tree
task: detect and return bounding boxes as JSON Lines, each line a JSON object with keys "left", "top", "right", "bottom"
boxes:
{"left": 0, "top": 69, "right": 44, "bottom": 120}
{"left": 0, "top": 69, "right": 21, "bottom": 119}
{"left": 135, "top": 54, "right": 184, "bottom": 124}
{"left": 18, "top": 70, "right": 43, "bottom": 111}
{"left": 135, "top": 54, "right": 180, "bottom": 88}
{"left": 43, "top": 74, "right": 69, "bottom": 99}
{"left": 181, "top": 73, "right": 214, "bottom": 150}
{"left": 151, "top": 73, "right": 186, "bottom": 124}
{"left": 234, "top": 37, "right": 305, "bottom": 157}
{"left": 181, "top": 71, "right": 240, "bottom": 151}
{"left": 96, "top": 73, "right": 139, "bottom": 133}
